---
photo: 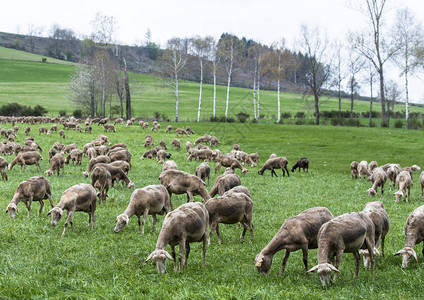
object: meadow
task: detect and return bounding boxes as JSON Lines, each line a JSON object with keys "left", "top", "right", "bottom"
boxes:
{"left": 0, "top": 121, "right": 423, "bottom": 299}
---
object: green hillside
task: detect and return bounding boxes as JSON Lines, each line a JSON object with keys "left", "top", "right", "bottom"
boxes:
{"left": 0, "top": 46, "right": 421, "bottom": 123}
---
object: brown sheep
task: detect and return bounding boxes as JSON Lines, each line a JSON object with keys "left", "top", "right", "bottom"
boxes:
{"left": 291, "top": 157, "right": 309, "bottom": 173}
{"left": 24, "top": 126, "right": 31, "bottom": 136}
{"left": 82, "top": 155, "right": 111, "bottom": 177}
{"left": 6, "top": 176, "right": 53, "bottom": 218}
{"left": 63, "top": 143, "right": 78, "bottom": 154}
{"left": 172, "top": 139, "right": 181, "bottom": 150}
{"left": 91, "top": 165, "right": 113, "bottom": 203}
{"left": 8, "top": 151, "right": 43, "bottom": 171}
{"left": 47, "top": 184, "right": 97, "bottom": 238}
{"left": 209, "top": 171, "right": 241, "bottom": 198}
{"left": 65, "top": 149, "right": 83, "bottom": 165}
{"left": 162, "top": 160, "right": 178, "bottom": 172}
{"left": 258, "top": 157, "right": 289, "bottom": 177}
{"left": 159, "top": 140, "right": 167, "bottom": 150}
{"left": 45, "top": 152, "right": 65, "bottom": 176}
{"left": 0, "top": 156, "right": 8, "bottom": 180}
{"left": 196, "top": 162, "right": 210, "bottom": 185}
{"left": 90, "top": 163, "right": 134, "bottom": 189}
{"left": 215, "top": 154, "right": 248, "bottom": 175}
{"left": 157, "top": 150, "right": 171, "bottom": 164}
{"left": 186, "top": 126, "right": 195, "bottom": 134}
{"left": 367, "top": 167, "right": 387, "bottom": 197}
{"left": 141, "top": 148, "right": 159, "bottom": 160}
{"left": 176, "top": 128, "right": 189, "bottom": 137}
{"left": 350, "top": 161, "right": 359, "bottom": 179}
{"left": 165, "top": 125, "right": 172, "bottom": 133}
{"left": 108, "top": 149, "right": 132, "bottom": 167}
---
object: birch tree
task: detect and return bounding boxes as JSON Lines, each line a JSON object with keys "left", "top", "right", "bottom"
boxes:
{"left": 218, "top": 34, "right": 242, "bottom": 121}
{"left": 69, "top": 61, "right": 98, "bottom": 117}
{"left": 191, "top": 36, "right": 212, "bottom": 122}
{"left": 158, "top": 38, "right": 187, "bottom": 122}
{"left": 391, "top": 8, "right": 423, "bottom": 129}
{"left": 209, "top": 38, "right": 219, "bottom": 119}
{"left": 297, "top": 24, "right": 333, "bottom": 125}
{"left": 349, "top": 0, "right": 400, "bottom": 124}
{"left": 346, "top": 53, "right": 365, "bottom": 119}
{"left": 365, "top": 62, "right": 378, "bottom": 126}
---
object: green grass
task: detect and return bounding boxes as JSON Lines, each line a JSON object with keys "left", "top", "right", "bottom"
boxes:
{"left": 1, "top": 45, "right": 423, "bottom": 123}
{"left": 0, "top": 46, "right": 74, "bottom": 65}
{"left": 0, "top": 122, "right": 423, "bottom": 298}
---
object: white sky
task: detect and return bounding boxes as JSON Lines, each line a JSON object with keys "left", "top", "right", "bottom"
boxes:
{"left": 1, "top": 0, "right": 424, "bottom": 102}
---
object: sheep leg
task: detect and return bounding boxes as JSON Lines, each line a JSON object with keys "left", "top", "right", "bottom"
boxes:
{"left": 184, "top": 242, "right": 190, "bottom": 267}
{"left": 27, "top": 197, "right": 33, "bottom": 216}
{"left": 178, "top": 240, "right": 185, "bottom": 271}
{"left": 421, "top": 184, "right": 424, "bottom": 200}
{"left": 186, "top": 191, "right": 194, "bottom": 202}
{"left": 333, "top": 249, "right": 344, "bottom": 282}
{"left": 353, "top": 250, "right": 360, "bottom": 277}
{"left": 208, "top": 221, "right": 217, "bottom": 245}
{"left": 171, "top": 245, "right": 177, "bottom": 270}
{"left": 301, "top": 247, "right": 309, "bottom": 272}
{"left": 36, "top": 161, "right": 41, "bottom": 172}
{"left": 271, "top": 169, "right": 277, "bottom": 177}
{"left": 240, "top": 222, "right": 248, "bottom": 243}
{"left": 285, "top": 165, "right": 290, "bottom": 177}
{"left": 202, "top": 232, "right": 207, "bottom": 267}
{"left": 38, "top": 200, "right": 44, "bottom": 216}
{"left": 62, "top": 211, "right": 74, "bottom": 238}
{"left": 151, "top": 214, "right": 157, "bottom": 232}
{"left": 142, "top": 209, "right": 148, "bottom": 235}
{"left": 280, "top": 250, "right": 290, "bottom": 276}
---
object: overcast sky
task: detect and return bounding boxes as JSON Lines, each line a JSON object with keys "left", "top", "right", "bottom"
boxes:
{"left": 1, "top": 0, "right": 424, "bottom": 102}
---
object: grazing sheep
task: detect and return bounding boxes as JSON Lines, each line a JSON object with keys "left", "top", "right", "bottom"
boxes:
{"left": 45, "top": 152, "right": 65, "bottom": 176}
{"left": 141, "top": 148, "right": 159, "bottom": 160}
{"left": 188, "top": 149, "right": 214, "bottom": 162}
{"left": 215, "top": 154, "right": 248, "bottom": 175}
{"left": 255, "top": 207, "right": 334, "bottom": 275}
{"left": 306, "top": 212, "right": 376, "bottom": 286}
{"left": 358, "top": 161, "right": 371, "bottom": 179}
{"left": 91, "top": 166, "right": 112, "bottom": 203}
{"left": 159, "top": 140, "right": 167, "bottom": 150}
{"left": 0, "top": 156, "right": 8, "bottom": 180}
{"left": 104, "top": 123, "right": 116, "bottom": 133}
{"left": 159, "top": 169, "right": 210, "bottom": 207}
{"left": 165, "top": 125, "right": 172, "bottom": 133}
{"left": 176, "top": 128, "right": 189, "bottom": 137}
{"left": 24, "top": 126, "right": 30, "bottom": 136}
{"left": 59, "top": 130, "right": 65, "bottom": 139}
{"left": 368, "top": 161, "right": 378, "bottom": 173}
{"left": 233, "top": 150, "right": 256, "bottom": 167}
{"left": 39, "top": 127, "right": 48, "bottom": 135}
{"left": 151, "top": 123, "right": 161, "bottom": 132}
{"left": 144, "top": 135, "right": 154, "bottom": 148}
{"left": 205, "top": 191, "right": 254, "bottom": 245}
{"left": 386, "top": 164, "right": 401, "bottom": 191}
{"left": 157, "top": 150, "right": 171, "bottom": 164}
{"left": 367, "top": 167, "right": 387, "bottom": 197}
{"left": 258, "top": 157, "right": 289, "bottom": 177}
{"left": 224, "top": 185, "right": 251, "bottom": 199}
{"left": 65, "top": 148, "right": 83, "bottom": 165}
{"left": 194, "top": 135, "right": 211, "bottom": 145}
{"left": 98, "top": 134, "right": 112, "bottom": 145}
{"left": 233, "top": 144, "right": 241, "bottom": 151}
{"left": 114, "top": 185, "right": 171, "bottom": 234}
{"left": 63, "top": 143, "right": 78, "bottom": 154}
{"left": 394, "top": 170, "right": 413, "bottom": 202}
{"left": 113, "top": 118, "right": 124, "bottom": 125}
{"left": 82, "top": 155, "right": 111, "bottom": 177}
{"left": 186, "top": 126, "right": 195, "bottom": 134}
{"left": 6, "top": 176, "right": 53, "bottom": 218}
{"left": 108, "top": 149, "right": 131, "bottom": 167}
{"left": 249, "top": 153, "right": 259, "bottom": 165}
{"left": 163, "top": 160, "right": 178, "bottom": 172}
{"left": 171, "top": 139, "right": 181, "bottom": 150}
{"left": 209, "top": 172, "right": 241, "bottom": 198}
{"left": 350, "top": 161, "right": 359, "bottom": 179}
{"left": 52, "top": 141, "right": 64, "bottom": 151}
{"left": 420, "top": 171, "right": 424, "bottom": 200}
{"left": 291, "top": 157, "right": 309, "bottom": 173}
{"left": 145, "top": 202, "right": 209, "bottom": 273}
{"left": 402, "top": 165, "right": 421, "bottom": 180}
{"left": 361, "top": 201, "right": 390, "bottom": 268}
{"left": 91, "top": 163, "right": 135, "bottom": 189}
{"left": 47, "top": 184, "right": 97, "bottom": 238}
{"left": 185, "top": 141, "right": 192, "bottom": 153}
{"left": 394, "top": 205, "right": 424, "bottom": 268}
{"left": 8, "top": 151, "right": 43, "bottom": 171}
{"left": 196, "top": 162, "right": 210, "bottom": 185}
{"left": 109, "top": 160, "right": 131, "bottom": 175}
{"left": 48, "top": 147, "right": 58, "bottom": 161}
{"left": 210, "top": 136, "right": 220, "bottom": 147}
{"left": 86, "top": 147, "right": 97, "bottom": 160}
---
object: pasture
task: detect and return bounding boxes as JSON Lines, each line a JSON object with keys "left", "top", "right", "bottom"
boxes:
{"left": 0, "top": 121, "right": 423, "bottom": 299}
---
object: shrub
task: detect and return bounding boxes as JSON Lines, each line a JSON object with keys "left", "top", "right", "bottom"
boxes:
{"left": 381, "top": 120, "right": 389, "bottom": 128}
{"left": 0, "top": 103, "right": 48, "bottom": 116}
{"left": 295, "top": 111, "right": 305, "bottom": 119}
{"left": 394, "top": 120, "right": 403, "bottom": 128}
{"left": 295, "top": 119, "right": 305, "bottom": 125}
{"left": 345, "top": 119, "right": 361, "bottom": 127}
{"left": 236, "top": 112, "right": 249, "bottom": 123}
{"left": 153, "top": 111, "right": 161, "bottom": 120}
{"left": 408, "top": 118, "right": 422, "bottom": 130}
{"left": 331, "top": 117, "right": 344, "bottom": 126}
{"left": 73, "top": 109, "right": 83, "bottom": 119}
{"left": 280, "top": 112, "right": 291, "bottom": 119}
{"left": 42, "top": 58, "right": 47, "bottom": 63}
{"left": 59, "top": 110, "right": 67, "bottom": 117}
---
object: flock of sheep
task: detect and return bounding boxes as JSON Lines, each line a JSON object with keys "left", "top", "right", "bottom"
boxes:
{"left": 0, "top": 115, "right": 423, "bottom": 287}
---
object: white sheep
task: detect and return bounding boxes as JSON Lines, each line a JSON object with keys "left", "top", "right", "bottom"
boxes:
{"left": 394, "top": 170, "right": 413, "bottom": 202}
{"left": 367, "top": 167, "right": 387, "bottom": 197}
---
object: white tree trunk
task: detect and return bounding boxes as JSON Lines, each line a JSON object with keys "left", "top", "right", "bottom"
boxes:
{"left": 225, "top": 71, "right": 231, "bottom": 120}
{"left": 213, "top": 70, "right": 217, "bottom": 119}
{"left": 257, "top": 71, "right": 260, "bottom": 119}
{"left": 253, "top": 59, "right": 257, "bottom": 120}
{"left": 405, "top": 68, "right": 409, "bottom": 129}
{"left": 175, "top": 77, "right": 179, "bottom": 122}
{"left": 197, "top": 59, "right": 203, "bottom": 122}
{"left": 277, "top": 79, "right": 281, "bottom": 123}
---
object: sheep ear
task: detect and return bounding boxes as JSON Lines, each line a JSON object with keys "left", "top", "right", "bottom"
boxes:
{"left": 145, "top": 252, "right": 155, "bottom": 262}
{"left": 163, "top": 250, "right": 174, "bottom": 260}
{"left": 412, "top": 249, "right": 418, "bottom": 262}
{"left": 327, "top": 263, "right": 340, "bottom": 274}
{"left": 306, "top": 265, "right": 319, "bottom": 273}
{"left": 47, "top": 209, "right": 52, "bottom": 216}
{"left": 374, "top": 248, "right": 381, "bottom": 256}
{"left": 394, "top": 250, "right": 403, "bottom": 256}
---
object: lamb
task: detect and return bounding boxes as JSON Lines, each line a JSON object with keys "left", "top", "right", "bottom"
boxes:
{"left": 394, "top": 205, "right": 424, "bottom": 268}
{"left": 233, "top": 150, "right": 256, "bottom": 167}
{"left": 85, "top": 125, "right": 92, "bottom": 133}
{"left": 210, "top": 136, "right": 220, "bottom": 146}
{"left": 114, "top": 185, "right": 171, "bottom": 234}
{"left": 8, "top": 151, "right": 43, "bottom": 171}
{"left": 157, "top": 149, "right": 171, "bottom": 164}
{"left": 0, "top": 156, "right": 8, "bottom": 180}
{"left": 98, "top": 134, "right": 112, "bottom": 145}
{"left": 291, "top": 157, "right": 309, "bottom": 173}
{"left": 65, "top": 148, "right": 83, "bottom": 165}
{"left": 367, "top": 167, "right": 387, "bottom": 197}
{"left": 39, "top": 127, "right": 48, "bottom": 135}
{"left": 47, "top": 184, "right": 97, "bottom": 238}
{"left": 176, "top": 128, "right": 189, "bottom": 137}
{"left": 258, "top": 157, "right": 289, "bottom": 177}
{"left": 45, "top": 152, "right": 65, "bottom": 176}
{"left": 196, "top": 162, "right": 210, "bottom": 185}
{"left": 82, "top": 155, "right": 111, "bottom": 177}
{"left": 185, "top": 126, "right": 195, "bottom": 134}
{"left": 163, "top": 160, "right": 178, "bottom": 172}
{"left": 113, "top": 118, "right": 124, "bottom": 125}
{"left": 104, "top": 123, "right": 116, "bottom": 133}
{"left": 255, "top": 207, "right": 334, "bottom": 276}
{"left": 171, "top": 139, "right": 181, "bottom": 149}
{"left": 209, "top": 172, "right": 241, "bottom": 198}
{"left": 350, "top": 161, "right": 359, "bottom": 179}
{"left": 145, "top": 202, "right": 209, "bottom": 273}
{"left": 91, "top": 165, "right": 112, "bottom": 203}
{"left": 159, "top": 169, "right": 210, "bottom": 207}
{"left": 361, "top": 201, "right": 390, "bottom": 268}
{"left": 6, "top": 176, "right": 53, "bottom": 218}
{"left": 306, "top": 212, "right": 376, "bottom": 286}
{"left": 126, "top": 119, "right": 134, "bottom": 127}
{"left": 165, "top": 125, "right": 172, "bottom": 133}
{"left": 394, "top": 170, "right": 413, "bottom": 202}
{"left": 215, "top": 154, "right": 248, "bottom": 175}
{"left": 159, "top": 140, "right": 167, "bottom": 150}
{"left": 205, "top": 191, "right": 254, "bottom": 245}
{"left": 151, "top": 123, "right": 161, "bottom": 132}
{"left": 357, "top": 160, "right": 371, "bottom": 179}
{"left": 420, "top": 171, "right": 424, "bottom": 200}
{"left": 144, "top": 135, "right": 154, "bottom": 148}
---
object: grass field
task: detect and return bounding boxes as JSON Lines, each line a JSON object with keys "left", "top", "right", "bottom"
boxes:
{"left": 0, "top": 121, "right": 423, "bottom": 299}
{"left": 1, "top": 46, "right": 423, "bottom": 125}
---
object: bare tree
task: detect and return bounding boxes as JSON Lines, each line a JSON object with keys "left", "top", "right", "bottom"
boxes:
{"left": 69, "top": 61, "right": 98, "bottom": 117}
{"left": 209, "top": 38, "right": 219, "bottom": 119}
{"left": 391, "top": 8, "right": 423, "bottom": 129}
{"left": 90, "top": 12, "right": 117, "bottom": 46}
{"left": 346, "top": 53, "right": 365, "bottom": 119}
{"left": 297, "top": 24, "right": 333, "bottom": 125}
{"left": 365, "top": 62, "right": 378, "bottom": 126}
{"left": 333, "top": 41, "right": 347, "bottom": 117}
{"left": 192, "top": 36, "right": 212, "bottom": 122}
{"left": 26, "top": 24, "right": 43, "bottom": 53}
{"left": 158, "top": 38, "right": 187, "bottom": 122}
{"left": 349, "top": 0, "right": 400, "bottom": 124}
{"left": 218, "top": 34, "right": 242, "bottom": 121}
{"left": 384, "top": 79, "right": 402, "bottom": 123}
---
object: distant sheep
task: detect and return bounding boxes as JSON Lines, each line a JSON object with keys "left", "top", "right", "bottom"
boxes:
{"left": 291, "top": 157, "right": 309, "bottom": 173}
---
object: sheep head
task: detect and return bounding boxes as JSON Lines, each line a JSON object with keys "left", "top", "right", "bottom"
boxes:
{"left": 307, "top": 263, "right": 340, "bottom": 287}
{"left": 145, "top": 249, "right": 174, "bottom": 274}
{"left": 6, "top": 203, "right": 18, "bottom": 218}
{"left": 47, "top": 207, "right": 63, "bottom": 226}
{"left": 254, "top": 254, "right": 272, "bottom": 275}
{"left": 394, "top": 247, "right": 418, "bottom": 268}
{"left": 394, "top": 191, "right": 404, "bottom": 202}
{"left": 367, "top": 188, "right": 377, "bottom": 197}
{"left": 114, "top": 214, "right": 129, "bottom": 233}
